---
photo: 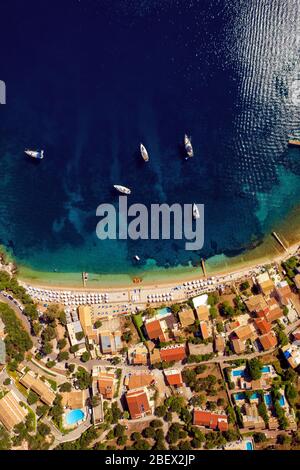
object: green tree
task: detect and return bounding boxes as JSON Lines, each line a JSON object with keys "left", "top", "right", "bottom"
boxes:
{"left": 23, "top": 304, "right": 38, "bottom": 321}
{"left": 42, "top": 325, "right": 56, "bottom": 342}
{"left": 253, "top": 432, "right": 267, "bottom": 443}
{"left": 59, "top": 382, "right": 72, "bottom": 393}
{"left": 210, "top": 306, "right": 218, "bottom": 320}
{"left": 0, "top": 425, "right": 11, "bottom": 450}
{"left": 57, "top": 351, "right": 69, "bottom": 362}
{"left": 37, "top": 422, "right": 51, "bottom": 437}
{"left": 75, "top": 331, "right": 84, "bottom": 341}
{"left": 57, "top": 338, "right": 67, "bottom": 350}
{"left": 247, "top": 358, "right": 263, "bottom": 380}
{"left": 42, "top": 342, "right": 53, "bottom": 355}
{"left": 75, "top": 366, "right": 91, "bottom": 390}
{"left": 27, "top": 390, "right": 39, "bottom": 405}
{"left": 81, "top": 351, "right": 90, "bottom": 362}
{"left": 36, "top": 404, "right": 49, "bottom": 417}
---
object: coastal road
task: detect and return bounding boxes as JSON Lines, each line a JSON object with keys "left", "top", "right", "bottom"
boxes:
{"left": 0, "top": 292, "right": 32, "bottom": 335}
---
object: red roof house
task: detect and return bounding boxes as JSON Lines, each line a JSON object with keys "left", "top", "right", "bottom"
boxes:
{"left": 193, "top": 409, "right": 228, "bottom": 431}
{"left": 160, "top": 345, "right": 186, "bottom": 363}
{"left": 254, "top": 318, "right": 271, "bottom": 335}
{"left": 126, "top": 387, "right": 151, "bottom": 419}
{"left": 164, "top": 369, "right": 183, "bottom": 387}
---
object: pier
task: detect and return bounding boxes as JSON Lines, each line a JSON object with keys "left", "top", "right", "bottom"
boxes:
{"left": 82, "top": 272, "right": 88, "bottom": 287}
{"left": 201, "top": 258, "right": 207, "bottom": 277}
{"left": 272, "top": 232, "right": 288, "bottom": 252}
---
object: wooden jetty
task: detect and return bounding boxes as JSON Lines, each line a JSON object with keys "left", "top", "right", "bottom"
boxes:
{"left": 272, "top": 232, "right": 288, "bottom": 252}
{"left": 201, "top": 258, "right": 207, "bottom": 277}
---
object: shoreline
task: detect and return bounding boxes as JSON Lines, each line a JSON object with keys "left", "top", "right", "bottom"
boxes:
{"left": 15, "top": 237, "right": 300, "bottom": 293}
{"left": 3, "top": 204, "right": 300, "bottom": 291}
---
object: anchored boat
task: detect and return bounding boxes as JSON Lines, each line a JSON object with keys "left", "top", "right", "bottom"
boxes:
{"left": 113, "top": 185, "right": 131, "bottom": 195}
{"left": 140, "top": 143, "right": 149, "bottom": 162}
{"left": 193, "top": 203, "right": 200, "bottom": 219}
{"left": 25, "top": 149, "right": 44, "bottom": 160}
{"left": 184, "top": 134, "right": 194, "bottom": 159}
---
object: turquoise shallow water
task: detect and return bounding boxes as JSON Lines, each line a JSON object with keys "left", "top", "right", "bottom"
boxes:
{"left": 0, "top": 0, "right": 300, "bottom": 278}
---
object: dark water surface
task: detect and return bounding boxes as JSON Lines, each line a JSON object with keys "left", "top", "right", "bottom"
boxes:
{"left": 0, "top": 0, "right": 300, "bottom": 275}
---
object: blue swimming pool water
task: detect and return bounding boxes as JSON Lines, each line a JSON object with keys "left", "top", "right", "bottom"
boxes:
{"left": 279, "top": 395, "right": 285, "bottom": 406}
{"left": 234, "top": 393, "right": 245, "bottom": 401}
{"left": 261, "top": 366, "right": 271, "bottom": 373}
{"left": 284, "top": 351, "right": 291, "bottom": 359}
{"left": 246, "top": 441, "right": 253, "bottom": 450}
{"left": 264, "top": 393, "right": 273, "bottom": 407}
{"left": 232, "top": 369, "right": 245, "bottom": 377}
{"left": 66, "top": 409, "right": 84, "bottom": 425}
{"left": 156, "top": 307, "right": 171, "bottom": 317}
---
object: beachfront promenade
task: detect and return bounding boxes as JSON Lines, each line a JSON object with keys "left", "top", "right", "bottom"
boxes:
{"left": 20, "top": 266, "right": 263, "bottom": 313}
{"left": 18, "top": 238, "right": 300, "bottom": 314}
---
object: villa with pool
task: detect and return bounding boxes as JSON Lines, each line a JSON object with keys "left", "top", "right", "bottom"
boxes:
{"left": 61, "top": 390, "right": 88, "bottom": 428}
{"left": 230, "top": 364, "right": 277, "bottom": 390}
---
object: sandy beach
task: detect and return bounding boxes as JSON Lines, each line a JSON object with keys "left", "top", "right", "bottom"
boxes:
{"left": 3, "top": 204, "right": 300, "bottom": 292}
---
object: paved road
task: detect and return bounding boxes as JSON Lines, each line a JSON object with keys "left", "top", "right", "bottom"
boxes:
{"left": 0, "top": 293, "right": 31, "bottom": 333}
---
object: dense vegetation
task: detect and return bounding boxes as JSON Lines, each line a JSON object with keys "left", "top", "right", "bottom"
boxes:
{"left": 0, "top": 302, "right": 33, "bottom": 364}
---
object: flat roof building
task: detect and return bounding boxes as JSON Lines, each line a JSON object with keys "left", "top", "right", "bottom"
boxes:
{"left": 178, "top": 307, "right": 195, "bottom": 327}
{"left": 195, "top": 305, "right": 210, "bottom": 322}
{"left": 99, "top": 331, "right": 122, "bottom": 354}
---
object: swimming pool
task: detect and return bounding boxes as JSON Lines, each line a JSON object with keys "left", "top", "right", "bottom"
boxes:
{"left": 261, "top": 365, "right": 271, "bottom": 373}
{"left": 65, "top": 409, "right": 85, "bottom": 425}
{"left": 232, "top": 369, "right": 245, "bottom": 377}
{"left": 250, "top": 392, "right": 260, "bottom": 400}
{"left": 246, "top": 441, "right": 253, "bottom": 450}
{"left": 279, "top": 395, "right": 285, "bottom": 406}
{"left": 264, "top": 393, "right": 273, "bottom": 407}
{"left": 156, "top": 307, "right": 171, "bottom": 317}
{"left": 234, "top": 393, "right": 245, "bottom": 401}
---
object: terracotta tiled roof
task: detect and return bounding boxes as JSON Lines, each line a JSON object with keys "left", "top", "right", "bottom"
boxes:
{"left": 235, "top": 324, "right": 255, "bottom": 341}
{"left": 160, "top": 345, "right": 186, "bottom": 362}
{"left": 97, "top": 373, "right": 115, "bottom": 399}
{"left": 259, "top": 331, "right": 277, "bottom": 351}
{"left": 127, "top": 373, "right": 155, "bottom": 390}
{"left": 231, "top": 338, "right": 246, "bottom": 354}
{"left": 164, "top": 369, "right": 183, "bottom": 386}
{"left": 200, "top": 321, "right": 209, "bottom": 340}
{"left": 265, "top": 305, "right": 283, "bottom": 323}
{"left": 193, "top": 409, "right": 228, "bottom": 431}
{"left": 126, "top": 388, "right": 151, "bottom": 419}
{"left": 254, "top": 318, "right": 271, "bottom": 335}
{"left": 215, "top": 335, "right": 225, "bottom": 352}
{"left": 145, "top": 320, "right": 164, "bottom": 340}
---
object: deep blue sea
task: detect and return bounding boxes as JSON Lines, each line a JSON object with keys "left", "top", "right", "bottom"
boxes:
{"left": 0, "top": 0, "right": 300, "bottom": 275}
